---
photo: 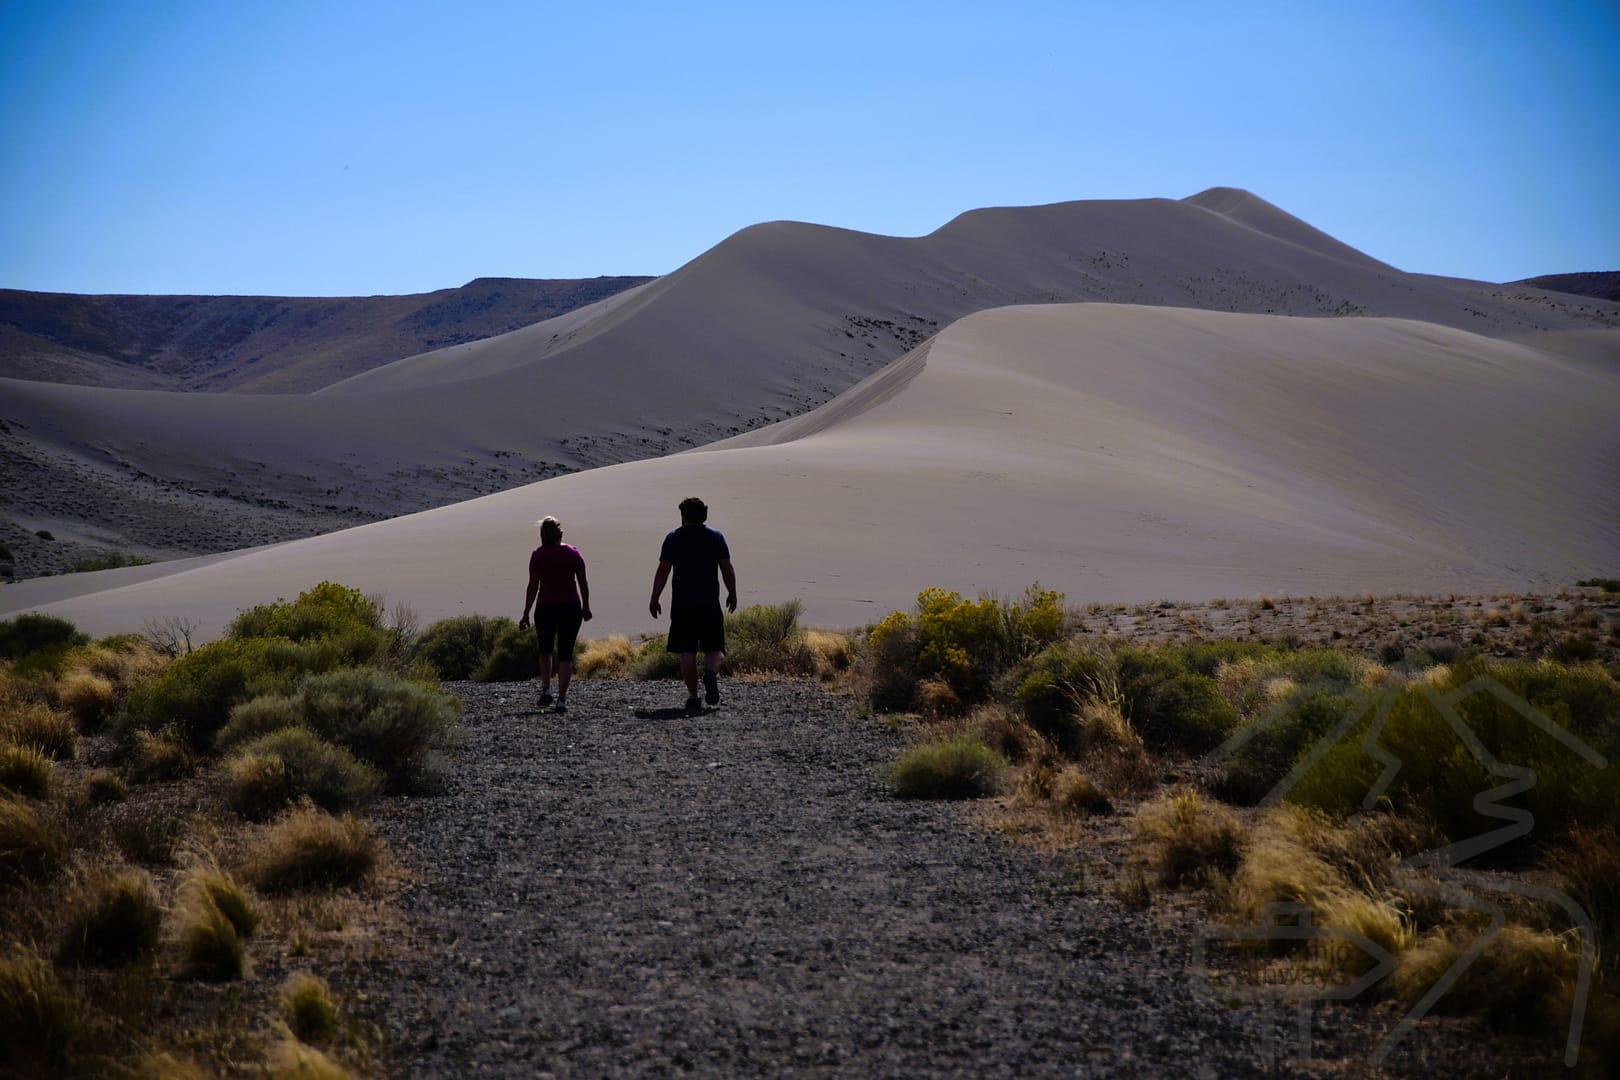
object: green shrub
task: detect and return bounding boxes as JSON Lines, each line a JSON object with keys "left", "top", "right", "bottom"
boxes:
{"left": 1014, "top": 641, "right": 1111, "bottom": 753}
{"left": 0, "top": 797, "right": 65, "bottom": 886}
{"left": 1290, "top": 659, "right": 1620, "bottom": 860}
{"left": 630, "top": 635, "right": 682, "bottom": 680}
{"left": 476, "top": 621, "right": 538, "bottom": 682}
{"left": 281, "top": 668, "right": 458, "bottom": 793}
{"left": 1113, "top": 646, "right": 1239, "bottom": 753}
{"left": 226, "top": 728, "right": 383, "bottom": 819}
{"left": 250, "top": 804, "right": 379, "bottom": 894}
{"left": 1215, "top": 688, "right": 1356, "bottom": 804}
{"left": 280, "top": 972, "right": 341, "bottom": 1045}
{"left": 412, "top": 614, "right": 509, "bottom": 680}
{"left": 0, "top": 743, "right": 53, "bottom": 799}
{"left": 888, "top": 736, "right": 1006, "bottom": 799}
{"left": 0, "top": 613, "right": 87, "bottom": 662}
{"left": 1576, "top": 577, "right": 1620, "bottom": 593}
{"left": 58, "top": 867, "right": 162, "bottom": 967}
{"left": 124, "top": 634, "right": 374, "bottom": 750}
{"left": 216, "top": 693, "right": 308, "bottom": 751}
{"left": 0, "top": 945, "right": 79, "bottom": 1073}
{"left": 867, "top": 583, "right": 1067, "bottom": 708}
{"left": 726, "top": 600, "right": 819, "bottom": 675}
{"left": 229, "top": 582, "right": 384, "bottom": 644}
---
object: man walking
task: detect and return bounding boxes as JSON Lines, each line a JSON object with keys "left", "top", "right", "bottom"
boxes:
{"left": 649, "top": 496, "right": 737, "bottom": 713}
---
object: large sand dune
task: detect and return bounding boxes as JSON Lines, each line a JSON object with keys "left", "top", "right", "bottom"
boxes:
{"left": 8, "top": 303, "right": 1616, "bottom": 641}
{"left": 5, "top": 189, "right": 1617, "bottom": 575}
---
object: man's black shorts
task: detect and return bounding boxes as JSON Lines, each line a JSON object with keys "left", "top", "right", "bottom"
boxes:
{"left": 666, "top": 603, "right": 725, "bottom": 655}
{"left": 533, "top": 602, "right": 584, "bottom": 661}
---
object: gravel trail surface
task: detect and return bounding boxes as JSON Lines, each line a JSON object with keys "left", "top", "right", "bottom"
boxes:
{"left": 351, "top": 678, "right": 1433, "bottom": 1078}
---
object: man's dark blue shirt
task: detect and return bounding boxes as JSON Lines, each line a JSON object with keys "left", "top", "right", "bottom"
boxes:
{"left": 659, "top": 524, "right": 730, "bottom": 608}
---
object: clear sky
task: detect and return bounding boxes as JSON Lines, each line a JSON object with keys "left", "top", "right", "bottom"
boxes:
{"left": 1, "top": 0, "right": 1616, "bottom": 297}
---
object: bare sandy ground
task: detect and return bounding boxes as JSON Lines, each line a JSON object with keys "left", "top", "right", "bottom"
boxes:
{"left": 6, "top": 302, "right": 1615, "bottom": 642}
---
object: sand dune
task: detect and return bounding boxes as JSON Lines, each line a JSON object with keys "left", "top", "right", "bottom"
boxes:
{"left": 9, "top": 303, "right": 1615, "bottom": 642}
{"left": 6, "top": 189, "right": 1617, "bottom": 578}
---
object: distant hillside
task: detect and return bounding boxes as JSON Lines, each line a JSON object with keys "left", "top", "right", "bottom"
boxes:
{"left": 0, "top": 276, "right": 654, "bottom": 392}
{"left": 1510, "top": 271, "right": 1620, "bottom": 302}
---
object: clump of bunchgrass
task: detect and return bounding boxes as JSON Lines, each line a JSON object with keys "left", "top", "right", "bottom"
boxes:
{"left": 58, "top": 865, "right": 163, "bottom": 967}
{"left": 84, "top": 769, "right": 128, "bottom": 804}
{"left": 1135, "top": 788, "right": 1246, "bottom": 887}
{"left": 177, "top": 861, "right": 260, "bottom": 941}
{"left": 1, "top": 703, "right": 77, "bottom": 760}
{"left": 0, "top": 742, "right": 53, "bottom": 799}
{"left": 250, "top": 803, "right": 380, "bottom": 895}
{"left": 725, "top": 600, "right": 821, "bottom": 676}
{"left": 574, "top": 635, "right": 635, "bottom": 677}
{"left": 0, "top": 944, "right": 80, "bottom": 1073}
{"left": 888, "top": 736, "right": 1006, "bottom": 800}
{"left": 177, "top": 893, "right": 248, "bottom": 981}
{"left": 280, "top": 971, "right": 342, "bottom": 1045}
{"left": 226, "top": 728, "right": 383, "bottom": 820}
{"left": 122, "top": 730, "right": 195, "bottom": 785}
{"left": 266, "top": 1039, "right": 357, "bottom": 1079}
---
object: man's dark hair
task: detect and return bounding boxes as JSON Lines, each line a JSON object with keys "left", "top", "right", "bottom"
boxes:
{"left": 678, "top": 497, "right": 708, "bottom": 524}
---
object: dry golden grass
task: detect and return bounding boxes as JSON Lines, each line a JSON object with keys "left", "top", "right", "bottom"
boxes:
{"left": 249, "top": 803, "right": 380, "bottom": 895}
{"left": 280, "top": 971, "right": 341, "bottom": 1045}
{"left": 0, "top": 702, "right": 77, "bottom": 760}
{"left": 0, "top": 742, "right": 53, "bottom": 800}
{"left": 1134, "top": 788, "right": 1246, "bottom": 887}
{"left": 0, "top": 943, "right": 80, "bottom": 1074}
{"left": 58, "top": 864, "right": 163, "bottom": 968}
{"left": 574, "top": 634, "right": 635, "bottom": 676}
{"left": 267, "top": 1038, "right": 358, "bottom": 1079}
{"left": 912, "top": 676, "right": 964, "bottom": 717}
{"left": 804, "top": 629, "right": 852, "bottom": 674}
{"left": 55, "top": 670, "right": 118, "bottom": 730}
{"left": 970, "top": 703, "right": 1045, "bottom": 763}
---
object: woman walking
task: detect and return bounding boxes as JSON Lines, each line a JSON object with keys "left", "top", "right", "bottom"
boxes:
{"left": 518, "top": 515, "right": 592, "bottom": 712}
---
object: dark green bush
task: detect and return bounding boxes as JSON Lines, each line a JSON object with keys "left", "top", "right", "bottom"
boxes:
{"left": 1291, "top": 659, "right": 1620, "bottom": 861}
{"left": 888, "top": 736, "right": 1006, "bottom": 799}
{"left": 1013, "top": 642, "right": 1110, "bottom": 753}
{"left": 630, "top": 635, "right": 682, "bottom": 680}
{"left": 0, "top": 614, "right": 87, "bottom": 662}
{"left": 476, "top": 622, "right": 537, "bottom": 682}
{"left": 1215, "top": 688, "right": 1355, "bottom": 804}
{"left": 228, "top": 582, "right": 384, "bottom": 644}
{"left": 124, "top": 635, "right": 368, "bottom": 751}
{"left": 726, "top": 600, "right": 818, "bottom": 675}
{"left": 1114, "top": 646, "right": 1240, "bottom": 754}
{"left": 226, "top": 728, "right": 383, "bottom": 820}
{"left": 220, "top": 668, "right": 459, "bottom": 793}
{"left": 412, "top": 614, "right": 510, "bottom": 681}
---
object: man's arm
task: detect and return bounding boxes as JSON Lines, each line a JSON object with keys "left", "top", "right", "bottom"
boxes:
{"left": 719, "top": 558, "right": 737, "bottom": 614}
{"left": 649, "top": 560, "right": 672, "bottom": 618}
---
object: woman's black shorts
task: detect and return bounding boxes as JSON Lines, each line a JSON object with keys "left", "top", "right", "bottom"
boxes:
{"left": 533, "top": 602, "right": 584, "bottom": 661}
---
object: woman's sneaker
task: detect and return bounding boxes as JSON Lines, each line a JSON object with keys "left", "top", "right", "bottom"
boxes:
{"left": 703, "top": 669, "right": 720, "bottom": 706}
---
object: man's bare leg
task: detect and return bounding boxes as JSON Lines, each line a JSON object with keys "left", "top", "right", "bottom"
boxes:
{"left": 679, "top": 652, "right": 700, "bottom": 706}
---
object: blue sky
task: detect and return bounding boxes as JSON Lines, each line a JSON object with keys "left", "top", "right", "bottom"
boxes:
{"left": 1, "top": 1, "right": 1615, "bottom": 296}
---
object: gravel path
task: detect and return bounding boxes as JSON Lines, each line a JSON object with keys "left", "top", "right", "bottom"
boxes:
{"left": 349, "top": 678, "right": 1448, "bottom": 1078}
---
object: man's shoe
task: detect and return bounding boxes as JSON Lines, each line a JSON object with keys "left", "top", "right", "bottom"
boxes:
{"left": 703, "top": 669, "right": 720, "bottom": 706}
{"left": 685, "top": 696, "right": 702, "bottom": 714}
{"left": 554, "top": 700, "right": 568, "bottom": 714}
{"left": 538, "top": 690, "right": 553, "bottom": 708}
